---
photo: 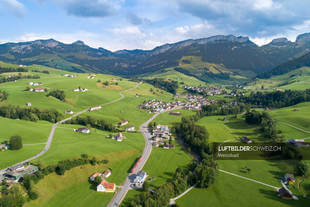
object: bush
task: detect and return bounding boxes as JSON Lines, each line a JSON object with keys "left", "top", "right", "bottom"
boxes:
{"left": 28, "top": 191, "right": 38, "bottom": 200}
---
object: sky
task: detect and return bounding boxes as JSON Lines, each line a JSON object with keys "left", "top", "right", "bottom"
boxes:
{"left": 0, "top": 0, "right": 310, "bottom": 51}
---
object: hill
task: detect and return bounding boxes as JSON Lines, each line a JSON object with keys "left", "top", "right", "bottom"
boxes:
{"left": 1, "top": 33, "right": 310, "bottom": 81}
{"left": 258, "top": 52, "right": 310, "bottom": 78}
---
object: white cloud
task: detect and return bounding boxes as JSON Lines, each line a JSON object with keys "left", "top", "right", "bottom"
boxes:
{"left": 0, "top": 0, "right": 26, "bottom": 17}
{"left": 112, "top": 26, "right": 144, "bottom": 36}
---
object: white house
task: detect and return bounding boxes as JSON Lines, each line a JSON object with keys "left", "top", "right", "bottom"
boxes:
{"left": 26, "top": 102, "right": 32, "bottom": 107}
{"left": 89, "top": 106, "right": 102, "bottom": 111}
{"left": 133, "top": 171, "right": 147, "bottom": 188}
{"left": 126, "top": 126, "right": 135, "bottom": 132}
{"left": 74, "top": 128, "right": 90, "bottom": 134}
{"left": 65, "top": 110, "right": 74, "bottom": 114}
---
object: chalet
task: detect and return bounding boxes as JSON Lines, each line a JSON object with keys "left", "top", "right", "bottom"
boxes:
{"left": 89, "top": 106, "right": 102, "bottom": 111}
{"left": 240, "top": 136, "right": 253, "bottom": 144}
{"left": 119, "top": 120, "right": 129, "bottom": 126}
{"left": 97, "top": 180, "right": 116, "bottom": 193}
{"left": 169, "top": 111, "right": 181, "bottom": 116}
{"left": 74, "top": 128, "right": 90, "bottom": 134}
{"left": 288, "top": 139, "right": 310, "bottom": 147}
{"left": 65, "top": 110, "right": 74, "bottom": 114}
{"left": 103, "top": 169, "right": 111, "bottom": 178}
{"left": 89, "top": 172, "right": 102, "bottom": 182}
{"left": 73, "top": 88, "right": 88, "bottom": 92}
{"left": 126, "top": 126, "right": 135, "bottom": 132}
{"left": 63, "top": 74, "right": 77, "bottom": 78}
{"left": 26, "top": 102, "right": 32, "bottom": 106}
{"left": 5, "top": 164, "right": 38, "bottom": 182}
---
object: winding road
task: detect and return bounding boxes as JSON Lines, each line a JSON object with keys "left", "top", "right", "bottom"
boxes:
{"left": 106, "top": 108, "right": 178, "bottom": 207}
{"left": 0, "top": 83, "right": 140, "bottom": 174}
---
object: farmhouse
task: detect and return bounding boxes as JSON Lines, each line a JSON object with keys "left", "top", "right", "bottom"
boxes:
{"left": 29, "top": 82, "right": 42, "bottom": 86}
{"left": 114, "top": 132, "right": 124, "bottom": 142}
{"left": 65, "top": 110, "right": 74, "bottom": 114}
{"left": 4, "top": 164, "right": 38, "bottom": 182}
{"left": 119, "top": 120, "right": 129, "bottom": 126}
{"left": 30, "top": 88, "right": 45, "bottom": 92}
{"left": 26, "top": 102, "right": 32, "bottom": 106}
{"left": 74, "top": 128, "right": 90, "bottom": 134}
{"left": 89, "top": 106, "right": 102, "bottom": 111}
{"left": 126, "top": 126, "right": 135, "bottom": 132}
{"left": 0, "top": 142, "right": 8, "bottom": 151}
{"left": 73, "top": 88, "right": 88, "bottom": 92}
{"left": 63, "top": 74, "right": 77, "bottom": 78}
{"left": 97, "top": 180, "right": 116, "bottom": 193}
{"left": 288, "top": 139, "right": 310, "bottom": 147}
{"left": 103, "top": 169, "right": 111, "bottom": 178}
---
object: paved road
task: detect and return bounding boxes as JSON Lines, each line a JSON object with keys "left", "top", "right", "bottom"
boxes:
{"left": 0, "top": 83, "right": 140, "bottom": 175}
{"left": 169, "top": 184, "right": 197, "bottom": 205}
{"left": 107, "top": 107, "right": 181, "bottom": 207}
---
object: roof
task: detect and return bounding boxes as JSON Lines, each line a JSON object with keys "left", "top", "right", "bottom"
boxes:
{"left": 100, "top": 180, "right": 115, "bottom": 190}
{"left": 91, "top": 172, "right": 102, "bottom": 178}
{"left": 103, "top": 170, "right": 111, "bottom": 176}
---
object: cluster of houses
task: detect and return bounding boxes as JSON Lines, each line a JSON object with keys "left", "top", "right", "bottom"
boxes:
{"left": 89, "top": 169, "right": 116, "bottom": 193}
{"left": 130, "top": 170, "right": 148, "bottom": 188}
{"left": 183, "top": 95, "right": 214, "bottom": 111}
{"left": 87, "top": 74, "right": 96, "bottom": 79}
{"left": 73, "top": 87, "right": 88, "bottom": 92}
{"left": 0, "top": 164, "right": 38, "bottom": 183}
{"left": 63, "top": 74, "right": 77, "bottom": 78}
{"left": 29, "top": 88, "right": 46, "bottom": 92}
{"left": 150, "top": 125, "right": 174, "bottom": 149}
{"left": 184, "top": 85, "right": 223, "bottom": 96}
{"left": 139, "top": 99, "right": 185, "bottom": 113}
{"left": 29, "top": 81, "right": 42, "bottom": 86}
{"left": 117, "top": 120, "right": 135, "bottom": 132}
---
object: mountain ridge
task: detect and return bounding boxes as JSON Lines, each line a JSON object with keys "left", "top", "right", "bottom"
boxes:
{"left": 1, "top": 33, "right": 310, "bottom": 79}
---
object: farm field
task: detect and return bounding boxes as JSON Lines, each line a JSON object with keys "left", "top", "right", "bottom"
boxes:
{"left": 0, "top": 118, "right": 52, "bottom": 168}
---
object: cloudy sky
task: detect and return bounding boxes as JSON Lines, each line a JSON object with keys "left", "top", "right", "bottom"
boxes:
{"left": 0, "top": 0, "right": 310, "bottom": 51}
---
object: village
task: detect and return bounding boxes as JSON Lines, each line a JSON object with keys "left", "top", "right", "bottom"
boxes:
{"left": 139, "top": 94, "right": 215, "bottom": 112}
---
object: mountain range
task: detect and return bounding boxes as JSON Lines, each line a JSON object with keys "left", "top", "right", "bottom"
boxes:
{"left": 1, "top": 33, "right": 310, "bottom": 81}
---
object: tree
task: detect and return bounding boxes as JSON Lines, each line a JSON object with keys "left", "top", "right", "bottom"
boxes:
{"left": 295, "top": 161, "right": 308, "bottom": 177}
{"left": 9, "top": 135, "right": 22, "bottom": 150}
{"left": 142, "top": 181, "right": 149, "bottom": 192}
{"left": 94, "top": 176, "right": 102, "bottom": 186}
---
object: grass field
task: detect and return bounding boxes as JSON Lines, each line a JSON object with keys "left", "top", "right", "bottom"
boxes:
{"left": 0, "top": 118, "right": 52, "bottom": 168}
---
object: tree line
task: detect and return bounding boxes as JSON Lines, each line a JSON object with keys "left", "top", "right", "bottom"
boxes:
{"left": 245, "top": 110, "right": 279, "bottom": 140}
{"left": 238, "top": 89, "right": 310, "bottom": 108}
{"left": 65, "top": 116, "right": 116, "bottom": 132}
{"left": 0, "top": 90, "right": 8, "bottom": 102}
{"left": 0, "top": 105, "right": 63, "bottom": 123}
{"left": 0, "top": 73, "right": 40, "bottom": 84}
{"left": 143, "top": 78, "right": 178, "bottom": 94}
{"left": 46, "top": 90, "right": 66, "bottom": 102}
{"left": 201, "top": 102, "right": 249, "bottom": 116}
{"left": 0, "top": 67, "right": 27, "bottom": 74}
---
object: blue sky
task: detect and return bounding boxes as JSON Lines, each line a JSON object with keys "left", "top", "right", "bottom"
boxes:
{"left": 0, "top": 0, "right": 310, "bottom": 51}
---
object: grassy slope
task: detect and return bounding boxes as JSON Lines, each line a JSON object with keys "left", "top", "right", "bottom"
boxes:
{"left": 248, "top": 66, "right": 310, "bottom": 91}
